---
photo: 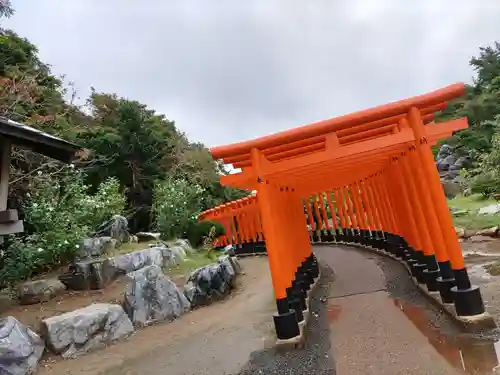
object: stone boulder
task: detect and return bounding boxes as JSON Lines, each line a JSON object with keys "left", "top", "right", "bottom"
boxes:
{"left": 0, "top": 316, "right": 45, "bottom": 375}
{"left": 437, "top": 144, "right": 454, "bottom": 160}
{"left": 455, "top": 227, "right": 477, "bottom": 239}
{"left": 17, "top": 278, "right": 66, "bottom": 305}
{"left": 435, "top": 144, "right": 472, "bottom": 182}
{"left": 454, "top": 156, "right": 472, "bottom": 170}
{"left": 76, "top": 236, "right": 117, "bottom": 260}
{"left": 59, "top": 258, "right": 118, "bottom": 291}
{"left": 222, "top": 244, "right": 236, "bottom": 256}
{"left": 442, "top": 154, "right": 458, "bottom": 167}
{"left": 109, "top": 246, "right": 167, "bottom": 274}
{"left": 184, "top": 256, "right": 240, "bottom": 308}
{"left": 123, "top": 265, "right": 190, "bottom": 327}
{"left": 167, "top": 239, "right": 191, "bottom": 256}
{"left": 135, "top": 232, "right": 161, "bottom": 242}
{"left": 479, "top": 204, "right": 500, "bottom": 215}
{"left": 173, "top": 238, "right": 192, "bottom": 251}
{"left": 441, "top": 180, "right": 463, "bottom": 199}
{"left": 476, "top": 226, "right": 499, "bottom": 238}
{"left": 41, "top": 303, "right": 134, "bottom": 359}
{"left": 163, "top": 246, "right": 186, "bottom": 267}
{"left": 93, "top": 215, "right": 129, "bottom": 245}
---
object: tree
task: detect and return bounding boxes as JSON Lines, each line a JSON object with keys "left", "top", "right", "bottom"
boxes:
{"left": 0, "top": 0, "right": 13, "bottom": 20}
{"left": 0, "top": 3, "right": 248, "bottom": 235}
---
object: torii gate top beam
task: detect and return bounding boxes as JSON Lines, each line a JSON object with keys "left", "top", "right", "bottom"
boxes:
{"left": 210, "top": 83, "right": 465, "bottom": 162}
{"left": 209, "top": 83, "right": 467, "bottom": 194}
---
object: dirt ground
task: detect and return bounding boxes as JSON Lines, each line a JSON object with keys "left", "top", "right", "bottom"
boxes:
{"left": 33, "top": 256, "right": 276, "bottom": 375}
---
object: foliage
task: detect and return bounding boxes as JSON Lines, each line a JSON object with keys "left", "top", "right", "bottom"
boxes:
{"left": 0, "top": 167, "right": 125, "bottom": 284}
{"left": 0, "top": 0, "right": 13, "bottom": 20}
{"left": 0, "top": 3, "right": 248, "bottom": 283}
{"left": 437, "top": 43, "right": 500, "bottom": 162}
{"left": 186, "top": 220, "right": 225, "bottom": 248}
{"left": 152, "top": 178, "right": 206, "bottom": 240}
{"left": 470, "top": 172, "right": 500, "bottom": 198}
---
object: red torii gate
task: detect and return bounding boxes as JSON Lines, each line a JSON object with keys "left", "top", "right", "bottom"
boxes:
{"left": 198, "top": 195, "right": 264, "bottom": 249}
{"left": 204, "top": 83, "right": 486, "bottom": 341}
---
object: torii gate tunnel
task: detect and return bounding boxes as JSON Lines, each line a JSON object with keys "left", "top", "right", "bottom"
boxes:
{"left": 201, "top": 83, "right": 486, "bottom": 341}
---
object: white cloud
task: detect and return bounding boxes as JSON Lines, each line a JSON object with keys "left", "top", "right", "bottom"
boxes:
{"left": 5, "top": 0, "right": 500, "bottom": 147}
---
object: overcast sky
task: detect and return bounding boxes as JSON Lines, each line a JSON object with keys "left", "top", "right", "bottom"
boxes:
{"left": 4, "top": 1, "right": 500, "bottom": 147}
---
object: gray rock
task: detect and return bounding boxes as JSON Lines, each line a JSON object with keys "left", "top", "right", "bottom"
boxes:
{"left": 437, "top": 144, "right": 454, "bottom": 160}
{"left": 109, "top": 246, "right": 166, "bottom": 274}
{"left": 135, "top": 232, "right": 161, "bottom": 242}
{"left": 442, "top": 154, "right": 458, "bottom": 166}
{"left": 218, "top": 256, "right": 236, "bottom": 285}
{"left": 478, "top": 204, "right": 500, "bottom": 215}
{"left": 58, "top": 258, "right": 118, "bottom": 291}
{"left": 17, "top": 278, "right": 66, "bottom": 305}
{"left": 93, "top": 215, "right": 129, "bottom": 245}
{"left": 0, "top": 316, "right": 45, "bottom": 375}
{"left": 76, "top": 236, "right": 116, "bottom": 260}
{"left": 229, "top": 256, "right": 243, "bottom": 275}
{"left": 123, "top": 265, "right": 190, "bottom": 327}
{"left": 184, "top": 256, "right": 239, "bottom": 308}
{"left": 163, "top": 246, "right": 186, "bottom": 267}
{"left": 436, "top": 159, "right": 451, "bottom": 172}
{"left": 168, "top": 239, "right": 192, "bottom": 254}
{"left": 223, "top": 245, "right": 236, "bottom": 256}
{"left": 441, "top": 180, "right": 463, "bottom": 199}
{"left": 41, "top": 303, "right": 134, "bottom": 359}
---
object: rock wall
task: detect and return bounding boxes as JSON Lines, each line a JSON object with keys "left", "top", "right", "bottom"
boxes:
{"left": 435, "top": 144, "right": 471, "bottom": 198}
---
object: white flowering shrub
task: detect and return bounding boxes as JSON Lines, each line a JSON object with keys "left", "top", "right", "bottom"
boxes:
{"left": 0, "top": 166, "right": 126, "bottom": 284}
{"left": 152, "top": 177, "right": 205, "bottom": 240}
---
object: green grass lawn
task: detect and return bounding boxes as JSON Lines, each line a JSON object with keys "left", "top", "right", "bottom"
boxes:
{"left": 448, "top": 194, "right": 500, "bottom": 230}
{"left": 448, "top": 194, "right": 497, "bottom": 211}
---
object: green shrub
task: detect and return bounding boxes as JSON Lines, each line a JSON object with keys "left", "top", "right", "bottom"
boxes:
{"left": 186, "top": 220, "right": 225, "bottom": 248}
{"left": 0, "top": 166, "right": 126, "bottom": 285}
{"left": 470, "top": 171, "right": 500, "bottom": 197}
{"left": 152, "top": 177, "right": 206, "bottom": 240}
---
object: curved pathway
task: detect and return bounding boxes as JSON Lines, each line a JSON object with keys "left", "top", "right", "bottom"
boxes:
{"left": 238, "top": 245, "right": 499, "bottom": 375}
{"left": 42, "top": 248, "right": 499, "bottom": 374}
{"left": 316, "top": 245, "right": 461, "bottom": 375}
